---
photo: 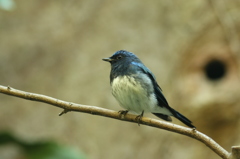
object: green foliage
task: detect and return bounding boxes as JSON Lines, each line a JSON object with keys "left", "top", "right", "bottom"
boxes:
{"left": 0, "top": 0, "right": 15, "bottom": 10}
{"left": 0, "top": 131, "right": 86, "bottom": 159}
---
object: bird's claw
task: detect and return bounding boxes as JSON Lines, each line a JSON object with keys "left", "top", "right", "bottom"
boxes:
{"left": 135, "top": 111, "right": 144, "bottom": 126}
{"left": 118, "top": 110, "right": 129, "bottom": 118}
{"left": 135, "top": 115, "right": 142, "bottom": 126}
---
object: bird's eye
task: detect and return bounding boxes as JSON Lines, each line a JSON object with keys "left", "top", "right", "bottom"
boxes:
{"left": 117, "top": 55, "right": 122, "bottom": 60}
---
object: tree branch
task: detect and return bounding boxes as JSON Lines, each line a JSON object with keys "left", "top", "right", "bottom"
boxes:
{"left": 0, "top": 85, "right": 232, "bottom": 159}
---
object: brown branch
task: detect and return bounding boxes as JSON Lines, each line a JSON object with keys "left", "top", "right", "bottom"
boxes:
{"left": 0, "top": 85, "right": 232, "bottom": 159}
{"left": 229, "top": 146, "right": 240, "bottom": 159}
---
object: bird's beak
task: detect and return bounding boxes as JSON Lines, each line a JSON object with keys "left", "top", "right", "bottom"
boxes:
{"left": 102, "top": 57, "right": 113, "bottom": 62}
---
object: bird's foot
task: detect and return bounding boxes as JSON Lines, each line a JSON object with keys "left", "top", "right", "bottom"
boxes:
{"left": 135, "top": 111, "right": 144, "bottom": 126}
{"left": 118, "top": 110, "right": 129, "bottom": 118}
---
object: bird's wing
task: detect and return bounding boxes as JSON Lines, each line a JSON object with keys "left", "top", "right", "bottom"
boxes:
{"left": 131, "top": 62, "right": 169, "bottom": 107}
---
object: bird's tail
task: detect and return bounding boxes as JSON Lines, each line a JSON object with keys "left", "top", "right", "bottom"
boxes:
{"left": 172, "top": 109, "right": 195, "bottom": 128}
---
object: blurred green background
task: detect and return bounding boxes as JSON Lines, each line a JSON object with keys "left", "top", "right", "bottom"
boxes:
{"left": 0, "top": 0, "right": 240, "bottom": 159}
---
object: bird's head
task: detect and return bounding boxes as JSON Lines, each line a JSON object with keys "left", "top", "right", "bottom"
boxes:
{"left": 102, "top": 50, "right": 139, "bottom": 65}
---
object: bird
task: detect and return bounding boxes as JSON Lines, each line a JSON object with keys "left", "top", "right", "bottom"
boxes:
{"left": 102, "top": 50, "right": 195, "bottom": 128}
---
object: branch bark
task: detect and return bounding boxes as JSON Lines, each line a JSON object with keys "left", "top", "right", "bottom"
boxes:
{"left": 0, "top": 85, "right": 233, "bottom": 159}
{"left": 229, "top": 146, "right": 240, "bottom": 159}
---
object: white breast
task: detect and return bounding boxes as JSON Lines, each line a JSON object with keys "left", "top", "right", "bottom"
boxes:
{"left": 111, "top": 75, "right": 158, "bottom": 114}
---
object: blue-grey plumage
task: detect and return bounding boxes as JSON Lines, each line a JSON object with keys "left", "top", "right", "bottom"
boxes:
{"left": 103, "top": 50, "right": 195, "bottom": 128}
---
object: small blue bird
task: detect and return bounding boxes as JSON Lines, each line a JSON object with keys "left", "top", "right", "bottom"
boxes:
{"left": 103, "top": 50, "right": 195, "bottom": 128}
